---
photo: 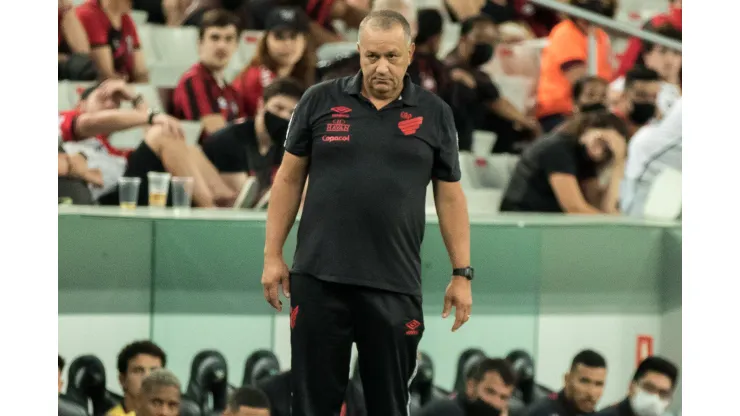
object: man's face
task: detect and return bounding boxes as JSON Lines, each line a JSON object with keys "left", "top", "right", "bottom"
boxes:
{"left": 223, "top": 405, "right": 271, "bottom": 416}
{"left": 137, "top": 385, "right": 180, "bottom": 416}
{"left": 564, "top": 364, "right": 606, "bottom": 413}
{"left": 626, "top": 80, "right": 661, "bottom": 107}
{"left": 467, "top": 22, "right": 498, "bottom": 47}
{"left": 263, "top": 94, "right": 299, "bottom": 120}
{"left": 120, "top": 354, "right": 164, "bottom": 400}
{"left": 199, "top": 26, "right": 239, "bottom": 70}
{"left": 577, "top": 80, "right": 607, "bottom": 109}
{"left": 466, "top": 371, "right": 514, "bottom": 411}
{"left": 358, "top": 24, "right": 414, "bottom": 100}
{"left": 629, "top": 371, "right": 674, "bottom": 402}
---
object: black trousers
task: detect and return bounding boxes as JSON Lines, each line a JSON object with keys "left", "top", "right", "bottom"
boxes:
{"left": 290, "top": 273, "right": 424, "bottom": 416}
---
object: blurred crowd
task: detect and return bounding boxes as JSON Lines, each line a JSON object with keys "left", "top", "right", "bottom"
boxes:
{"left": 57, "top": 0, "right": 682, "bottom": 216}
{"left": 58, "top": 340, "right": 680, "bottom": 416}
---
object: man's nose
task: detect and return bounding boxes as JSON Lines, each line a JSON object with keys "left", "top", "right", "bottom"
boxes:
{"left": 375, "top": 60, "right": 390, "bottom": 74}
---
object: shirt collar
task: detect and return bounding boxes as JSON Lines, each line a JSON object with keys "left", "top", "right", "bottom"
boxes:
{"left": 343, "top": 71, "right": 419, "bottom": 106}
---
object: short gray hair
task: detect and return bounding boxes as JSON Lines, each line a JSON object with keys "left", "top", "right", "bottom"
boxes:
{"left": 359, "top": 10, "right": 412, "bottom": 45}
{"left": 141, "top": 369, "right": 181, "bottom": 396}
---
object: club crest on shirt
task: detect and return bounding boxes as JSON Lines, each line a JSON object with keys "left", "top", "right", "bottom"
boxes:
{"left": 326, "top": 119, "right": 350, "bottom": 132}
{"left": 218, "top": 96, "right": 228, "bottom": 109}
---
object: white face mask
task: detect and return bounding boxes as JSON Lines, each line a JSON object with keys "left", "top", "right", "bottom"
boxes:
{"left": 630, "top": 388, "right": 670, "bottom": 416}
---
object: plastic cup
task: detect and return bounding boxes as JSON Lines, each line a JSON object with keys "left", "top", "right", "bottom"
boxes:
{"left": 147, "top": 172, "right": 171, "bottom": 207}
{"left": 171, "top": 177, "right": 194, "bottom": 209}
{"left": 118, "top": 177, "right": 141, "bottom": 209}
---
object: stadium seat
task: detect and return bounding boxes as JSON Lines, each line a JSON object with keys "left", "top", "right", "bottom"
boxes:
{"left": 151, "top": 27, "right": 199, "bottom": 65}
{"left": 458, "top": 152, "right": 483, "bottom": 189}
{"left": 224, "top": 53, "right": 246, "bottom": 83}
{"left": 243, "top": 350, "right": 281, "bottom": 386}
{"left": 59, "top": 396, "right": 88, "bottom": 416}
{"left": 472, "top": 130, "right": 496, "bottom": 156}
{"left": 465, "top": 188, "right": 503, "bottom": 214}
{"left": 317, "top": 42, "right": 357, "bottom": 62}
{"left": 109, "top": 128, "right": 145, "bottom": 150}
{"left": 130, "top": 10, "right": 148, "bottom": 27}
{"left": 642, "top": 167, "right": 682, "bottom": 220}
{"left": 185, "top": 350, "right": 229, "bottom": 415}
{"left": 65, "top": 355, "right": 119, "bottom": 416}
{"left": 150, "top": 62, "right": 191, "bottom": 87}
{"left": 477, "top": 154, "right": 520, "bottom": 190}
{"left": 181, "top": 121, "right": 203, "bottom": 146}
{"left": 137, "top": 25, "right": 160, "bottom": 65}
{"left": 59, "top": 82, "right": 73, "bottom": 111}
{"left": 239, "top": 31, "right": 263, "bottom": 64}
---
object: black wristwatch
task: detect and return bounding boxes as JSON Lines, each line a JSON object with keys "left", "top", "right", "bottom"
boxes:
{"left": 453, "top": 267, "right": 474, "bottom": 281}
{"left": 147, "top": 109, "right": 158, "bottom": 125}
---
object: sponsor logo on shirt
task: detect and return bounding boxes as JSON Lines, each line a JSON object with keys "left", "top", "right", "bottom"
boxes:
{"left": 322, "top": 135, "right": 350, "bottom": 142}
{"left": 331, "top": 106, "right": 352, "bottom": 118}
{"left": 398, "top": 113, "right": 423, "bottom": 136}
{"left": 326, "top": 119, "right": 350, "bottom": 132}
{"left": 405, "top": 319, "right": 421, "bottom": 335}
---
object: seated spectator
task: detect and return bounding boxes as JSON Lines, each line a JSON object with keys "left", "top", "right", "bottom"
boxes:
{"left": 61, "top": 80, "right": 236, "bottom": 207}
{"left": 135, "top": 369, "right": 181, "bottom": 416}
{"left": 500, "top": 110, "right": 628, "bottom": 214}
{"left": 202, "top": 78, "right": 304, "bottom": 197}
{"left": 525, "top": 350, "right": 607, "bottom": 416}
{"left": 250, "top": 0, "right": 369, "bottom": 45}
{"left": 615, "top": 0, "right": 682, "bottom": 80}
{"left": 594, "top": 357, "right": 679, "bottom": 416}
{"left": 535, "top": 0, "right": 615, "bottom": 133}
{"left": 411, "top": 8, "right": 454, "bottom": 97}
{"left": 610, "top": 67, "right": 662, "bottom": 137}
{"left": 608, "top": 25, "right": 681, "bottom": 118}
{"left": 182, "top": 0, "right": 253, "bottom": 31}
{"left": 172, "top": 9, "right": 244, "bottom": 138}
{"left": 621, "top": 99, "right": 682, "bottom": 216}
{"left": 132, "top": 0, "right": 190, "bottom": 26}
{"left": 572, "top": 76, "right": 608, "bottom": 114}
{"left": 75, "top": 0, "right": 149, "bottom": 82}
{"left": 59, "top": 355, "right": 66, "bottom": 394}
{"left": 418, "top": 358, "right": 516, "bottom": 416}
{"left": 224, "top": 386, "right": 271, "bottom": 416}
{"left": 59, "top": 0, "right": 95, "bottom": 81}
{"left": 445, "top": 15, "right": 540, "bottom": 153}
{"left": 106, "top": 341, "right": 167, "bottom": 416}
{"left": 317, "top": 0, "right": 416, "bottom": 82}
{"left": 233, "top": 7, "right": 314, "bottom": 118}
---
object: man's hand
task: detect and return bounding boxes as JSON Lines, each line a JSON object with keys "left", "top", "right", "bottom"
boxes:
{"left": 450, "top": 68, "right": 477, "bottom": 89}
{"left": 604, "top": 129, "right": 627, "bottom": 162}
{"left": 261, "top": 255, "right": 291, "bottom": 312}
{"left": 152, "top": 113, "right": 185, "bottom": 139}
{"left": 99, "top": 79, "right": 136, "bottom": 101}
{"left": 517, "top": 116, "right": 542, "bottom": 137}
{"left": 442, "top": 276, "right": 473, "bottom": 332}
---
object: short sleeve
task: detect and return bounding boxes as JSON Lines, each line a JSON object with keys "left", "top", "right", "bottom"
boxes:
{"left": 476, "top": 73, "right": 501, "bottom": 103}
{"left": 284, "top": 87, "right": 317, "bottom": 157}
{"left": 232, "top": 67, "right": 263, "bottom": 118}
{"left": 540, "top": 139, "right": 578, "bottom": 176}
{"left": 76, "top": 6, "right": 108, "bottom": 47}
{"left": 58, "top": 111, "right": 78, "bottom": 142}
{"left": 432, "top": 103, "right": 462, "bottom": 182}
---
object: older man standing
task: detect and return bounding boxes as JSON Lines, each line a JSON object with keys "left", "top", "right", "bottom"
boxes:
{"left": 261, "top": 10, "right": 473, "bottom": 416}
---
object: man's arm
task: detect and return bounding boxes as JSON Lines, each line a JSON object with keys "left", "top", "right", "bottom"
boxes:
{"left": 264, "top": 153, "right": 310, "bottom": 259}
{"left": 76, "top": 8, "right": 121, "bottom": 79}
{"left": 131, "top": 50, "right": 150, "bottom": 83}
{"left": 433, "top": 180, "right": 470, "bottom": 270}
{"left": 61, "top": 6, "right": 90, "bottom": 54}
{"left": 549, "top": 173, "right": 602, "bottom": 214}
{"left": 74, "top": 109, "right": 149, "bottom": 138}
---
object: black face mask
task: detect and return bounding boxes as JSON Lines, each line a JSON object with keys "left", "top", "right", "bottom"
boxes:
{"left": 263, "top": 111, "right": 290, "bottom": 144}
{"left": 469, "top": 43, "right": 494, "bottom": 67}
{"left": 580, "top": 102, "right": 607, "bottom": 113}
{"left": 629, "top": 102, "right": 656, "bottom": 125}
{"left": 464, "top": 398, "right": 503, "bottom": 416}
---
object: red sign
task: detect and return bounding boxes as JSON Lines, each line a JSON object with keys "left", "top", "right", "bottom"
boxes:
{"left": 636, "top": 335, "right": 654, "bottom": 366}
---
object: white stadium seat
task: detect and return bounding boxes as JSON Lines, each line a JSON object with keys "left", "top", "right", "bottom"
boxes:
{"left": 108, "top": 128, "right": 145, "bottom": 150}
{"left": 137, "top": 25, "right": 160, "bottom": 65}
{"left": 149, "top": 63, "right": 191, "bottom": 87}
{"left": 239, "top": 31, "right": 263, "bottom": 64}
{"left": 130, "top": 10, "right": 148, "bottom": 27}
{"left": 151, "top": 27, "right": 199, "bottom": 65}
{"left": 58, "top": 82, "right": 73, "bottom": 111}
{"left": 464, "top": 189, "right": 504, "bottom": 215}
{"left": 477, "top": 154, "right": 519, "bottom": 190}
{"left": 317, "top": 42, "right": 357, "bottom": 62}
{"left": 643, "top": 167, "right": 682, "bottom": 220}
{"left": 180, "top": 121, "right": 203, "bottom": 146}
{"left": 472, "top": 130, "right": 496, "bottom": 156}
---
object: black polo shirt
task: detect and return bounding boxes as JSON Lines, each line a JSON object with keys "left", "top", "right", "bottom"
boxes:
{"left": 500, "top": 133, "right": 598, "bottom": 213}
{"left": 285, "top": 72, "right": 461, "bottom": 296}
{"left": 592, "top": 399, "right": 636, "bottom": 416}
